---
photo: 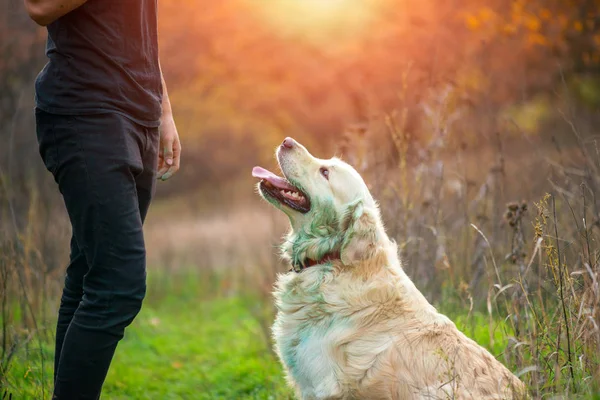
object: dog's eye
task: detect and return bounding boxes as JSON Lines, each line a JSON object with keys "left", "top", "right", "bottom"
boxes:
{"left": 320, "top": 167, "right": 330, "bottom": 180}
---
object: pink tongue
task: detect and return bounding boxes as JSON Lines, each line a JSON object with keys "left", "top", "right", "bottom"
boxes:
{"left": 252, "top": 166, "right": 297, "bottom": 191}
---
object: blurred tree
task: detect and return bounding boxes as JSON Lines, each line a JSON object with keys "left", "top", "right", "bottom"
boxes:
{"left": 0, "top": 0, "right": 48, "bottom": 232}
{"left": 1, "top": 0, "right": 598, "bottom": 200}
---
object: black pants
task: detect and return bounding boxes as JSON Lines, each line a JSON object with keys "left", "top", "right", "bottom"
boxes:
{"left": 35, "top": 109, "right": 159, "bottom": 399}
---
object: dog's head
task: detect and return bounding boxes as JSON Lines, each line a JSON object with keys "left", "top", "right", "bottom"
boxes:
{"left": 253, "top": 137, "right": 384, "bottom": 269}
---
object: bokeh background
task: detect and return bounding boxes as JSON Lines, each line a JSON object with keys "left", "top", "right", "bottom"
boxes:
{"left": 2, "top": 0, "right": 600, "bottom": 398}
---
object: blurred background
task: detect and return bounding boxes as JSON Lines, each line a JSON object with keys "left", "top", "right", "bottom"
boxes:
{"left": 2, "top": 0, "right": 600, "bottom": 398}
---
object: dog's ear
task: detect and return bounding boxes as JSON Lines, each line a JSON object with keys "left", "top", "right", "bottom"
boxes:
{"left": 340, "top": 200, "right": 379, "bottom": 265}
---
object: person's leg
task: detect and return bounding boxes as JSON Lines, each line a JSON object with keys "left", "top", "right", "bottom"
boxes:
{"left": 35, "top": 110, "right": 90, "bottom": 384}
{"left": 53, "top": 234, "right": 88, "bottom": 383}
{"left": 36, "top": 110, "right": 155, "bottom": 400}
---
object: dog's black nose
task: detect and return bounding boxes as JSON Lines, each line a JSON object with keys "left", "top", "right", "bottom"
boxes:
{"left": 282, "top": 137, "right": 295, "bottom": 149}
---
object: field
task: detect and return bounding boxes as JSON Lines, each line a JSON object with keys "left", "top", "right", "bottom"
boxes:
{"left": 4, "top": 268, "right": 526, "bottom": 400}
{"left": 4, "top": 129, "right": 600, "bottom": 399}
{"left": 3, "top": 131, "right": 600, "bottom": 399}
{"left": 3, "top": 271, "right": 294, "bottom": 400}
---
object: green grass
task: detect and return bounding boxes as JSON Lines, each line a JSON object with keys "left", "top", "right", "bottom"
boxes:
{"left": 3, "top": 294, "right": 294, "bottom": 400}
{"left": 4, "top": 270, "right": 599, "bottom": 399}
{"left": 1, "top": 292, "right": 514, "bottom": 400}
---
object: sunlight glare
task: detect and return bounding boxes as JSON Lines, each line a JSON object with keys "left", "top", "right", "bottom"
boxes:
{"left": 250, "top": 0, "right": 384, "bottom": 46}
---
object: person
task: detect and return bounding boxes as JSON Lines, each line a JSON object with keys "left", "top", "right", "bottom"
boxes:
{"left": 23, "top": 0, "right": 181, "bottom": 398}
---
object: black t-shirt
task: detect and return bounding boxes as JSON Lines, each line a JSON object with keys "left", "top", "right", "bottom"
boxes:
{"left": 35, "top": 0, "right": 163, "bottom": 127}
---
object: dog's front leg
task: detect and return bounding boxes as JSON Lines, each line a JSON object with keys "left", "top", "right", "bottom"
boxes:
{"left": 299, "top": 380, "right": 345, "bottom": 400}
{"left": 302, "top": 393, "right": 344, "bottom": 400}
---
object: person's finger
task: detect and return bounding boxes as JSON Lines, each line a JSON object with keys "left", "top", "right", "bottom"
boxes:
{"left": 173, "top": 136, "right": 181, "bottom": 169}
{"left": 163, "top": 136, "right": 174, "bottom": 167}
{"left": 157, "top": 158, "right": 170, "bottom": 179}
{"left": 160, "top": 164, "right": 179, "bottom": 181}
{"left": 160, "top": 164, "right": 178, "bottom": 180}
{"left": 160, "top": 137, "right": 181, "bottom": 181}
{"left": 157, "top": 135, "right": 174, "bottom": 179}
{"left": 161, "top": 169, "right": 174, "bottom": 180}
{"left": 157, "top": 167, "right": 169, "bottom": 179}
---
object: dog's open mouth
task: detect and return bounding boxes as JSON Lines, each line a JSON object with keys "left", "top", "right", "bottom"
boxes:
{"left": 252, "top": 166, "right": 311, "bottom": 213}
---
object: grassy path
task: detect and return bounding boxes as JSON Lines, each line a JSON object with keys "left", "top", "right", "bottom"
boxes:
{"left": 5, "top": 295, "right": 294, "bottom": 399}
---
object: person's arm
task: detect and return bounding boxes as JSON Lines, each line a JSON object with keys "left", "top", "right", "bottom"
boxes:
{"left": 23, "top": 0, "right": 87, "bottom": 26}
{"left": 157, "top": 66, "right": 181, "bottom": 181}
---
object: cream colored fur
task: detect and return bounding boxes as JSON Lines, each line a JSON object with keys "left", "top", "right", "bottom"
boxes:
{"left": 259, "top": 140, "right": 526, "bottom": 400}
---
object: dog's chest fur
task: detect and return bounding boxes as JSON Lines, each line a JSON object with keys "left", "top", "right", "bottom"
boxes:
{"left": 273, "top": 268, "right": 348, "bottom": 399}
{"left": 272, "top": 259, "right": 525, "bottom": 400}
{"left": 272, "top": 263, "right": 408, "bottom": 400}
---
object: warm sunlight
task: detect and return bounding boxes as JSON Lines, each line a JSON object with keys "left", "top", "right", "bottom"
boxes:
{"left": 249, "top": 0, "right": 385, "bottom": 47}
{"left": 7, "top": 0, "right": 600, "bottom": 398}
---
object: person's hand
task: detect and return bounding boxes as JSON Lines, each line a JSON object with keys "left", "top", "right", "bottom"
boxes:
{"left": 157, "top": 114, "right": 181, "bottom": 181}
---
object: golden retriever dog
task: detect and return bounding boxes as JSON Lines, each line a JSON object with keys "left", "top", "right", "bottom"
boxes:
{"left": 252, "top": 137, "right": 526, "bottom": 400}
